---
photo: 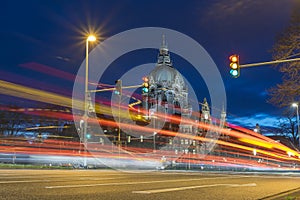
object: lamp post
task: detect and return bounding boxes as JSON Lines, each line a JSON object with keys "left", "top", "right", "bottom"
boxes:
{"left": 152, "top": 111, "right": 157, "bottom": 152}
{"left": 292, "top": 103, "right": 300, "bottom": 147}
{"left": 148, "top": 104, "right": 156, "bottom": 152}
{"left": 153, "top": 132, "right": 157, "bottom": 152}
{"left": 83, "top": 35, "right": 96, "bottom": 168}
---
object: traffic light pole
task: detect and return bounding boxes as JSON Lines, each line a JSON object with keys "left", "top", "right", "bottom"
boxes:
{"left": 240, "top": 57, "right": 300, "bottom": 68}
{"left": 87, "top": 83, "right": 143, "bottom": 150}
{"left": 89, "top": 84, "right": 142, "bottom": 93}
{"left": 117, "top": 80, "right": 122, "bottom": 152}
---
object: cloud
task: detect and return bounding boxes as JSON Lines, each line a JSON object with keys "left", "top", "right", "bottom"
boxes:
{"left": 227, "top": 112, "right": 279, "bottom": 128}
{"left": 199, "top": 0, "right": 293, "bottom": 35}
{"left": 56, "top": 56, "right": 70, "bottom": 62}
{"left": 202, "top": 0, "right": 291, "bottom": 22}
{"left": 204, "top": 0, "right": 255, "bottom": 20}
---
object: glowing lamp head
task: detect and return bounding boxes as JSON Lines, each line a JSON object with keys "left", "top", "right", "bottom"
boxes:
{"left": 292, "top": 103, "right": 298, "bottom": 108}
{"left": 87, "top": 35, "right": 96, "bottom": 42}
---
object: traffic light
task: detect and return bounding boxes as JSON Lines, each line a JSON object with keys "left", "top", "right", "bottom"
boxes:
{"left": 114, "top": 79, "right": 122, "bottom": 95}
{"left": 142, "top": 76, "right": 149, "bottom": 93}
{"left": 86, "top": 133, "right": 91, "bottom": 140}
{"left": 229, "top": 54, "right": 240, "bottom": 78}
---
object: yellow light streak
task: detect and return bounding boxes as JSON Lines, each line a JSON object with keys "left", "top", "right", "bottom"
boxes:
{"left": 25, "top": 125, "right": 70, "bottom": 131}
{"left": 0, "top": 80, "right": 81, "bottom": 109}
{"left": 238, "top": 138, "right": 273, "bottom": 149}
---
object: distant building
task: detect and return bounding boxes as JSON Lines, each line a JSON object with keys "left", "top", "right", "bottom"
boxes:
{"left": 143, "top": 35, "right": 192, "bottom": 132}
{"left": 141, "top": 36, "right": 226, "bottom": 152}
{"left": 254, "top": 123, "right": 261, "bottom": 133}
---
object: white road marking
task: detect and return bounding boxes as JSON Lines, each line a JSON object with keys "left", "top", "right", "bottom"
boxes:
{"left": 0, "top": 180, "right": 50, "bottom": 184}
{"left": 0, "top": 177, "right": 120, "bottom": 184}
{"left": 0, "top": 173, "right": 41, "bottom": 176}
{"left": 45, "top": 176, "right": 243, "bottom": 189}
{"left": 78, "top": 177, "right": 119, "bottom": 181}
{"left": 0, "top": 175, "right": 68, "bottom": 179}
{"left": 132, "top": 183, "right": 257, "bottom": 194}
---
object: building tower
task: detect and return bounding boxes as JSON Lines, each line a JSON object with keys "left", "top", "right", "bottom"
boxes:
{"left": 144, "top": 35, "right": 192, "bottom": 131}
{"left": 201, "top": 98, "right": 211, "bottom": 123}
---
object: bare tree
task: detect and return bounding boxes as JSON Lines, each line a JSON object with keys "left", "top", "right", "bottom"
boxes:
{"left": 0, "top": 104, "right": 72, "bottom": 138}
{"left": 268, "top": 1, "right": 300, "bottom": 107}
{"left": 275, "top": 109, "right": 298, "bottom": 145}
{"left": 0, "top": 105, "right": 26, "bottom": 136}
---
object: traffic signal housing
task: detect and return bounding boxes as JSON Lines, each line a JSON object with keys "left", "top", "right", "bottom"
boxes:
{"left": 114, "top": 79, "right": 122, "bottom": 95}
{"left": 142, "top": 76, "right": 149, "bottom": 93}
{"left": 229, "top": 54, "right": 240, "bottom": 78}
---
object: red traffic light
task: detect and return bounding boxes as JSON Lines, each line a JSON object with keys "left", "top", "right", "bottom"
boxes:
{"left": 229, "top": 55, "right": 238, "bottom": 63}
{"left": 142, "top": 76, "right": 149, "bottom": 82}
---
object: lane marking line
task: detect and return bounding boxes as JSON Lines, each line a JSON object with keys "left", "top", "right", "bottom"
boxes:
{"left": 0, "top": 177, "right": 119, "bottom": 184}
{"left": 45, "top": 176, "right": 243, "bottom": 189}
{"left": 132, "top": 183, "right": 257, "bottom": 194}
{"left": 0, "top": 180, "right": 50, "bottom": 184}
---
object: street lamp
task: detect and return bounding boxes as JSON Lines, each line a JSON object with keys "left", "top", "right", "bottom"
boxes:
{"left": 83, "top": 34, "right": 96, "bottom": 168}
{"left": 292, "top": 103, "right": 300, "bottom": 147}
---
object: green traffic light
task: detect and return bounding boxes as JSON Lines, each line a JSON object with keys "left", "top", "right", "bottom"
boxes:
{"left": 230, "top": 69, "right": 238, "bottom": 76}
{"left": 114, "top": 90, "right": 120, "bottom": 95}
{"left": 142, "top": 88, "right": 149, "bottom": 93}
{"left": 230, "top": 69, "right": 239, "bottom": 77}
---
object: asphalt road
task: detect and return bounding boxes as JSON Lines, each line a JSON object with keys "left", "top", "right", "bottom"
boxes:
{"left": 0, "top": 169, "right": 300, "bottom": 200}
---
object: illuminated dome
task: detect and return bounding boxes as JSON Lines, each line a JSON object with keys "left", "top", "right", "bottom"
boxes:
{"left": 143, "top": 35, "right": 190, "bottom": 120}
{"left": 149, "top": 64, "right": 186, "bottom": 91}
{"left": 148, "top": 35, "right": 187, "bottom": 92}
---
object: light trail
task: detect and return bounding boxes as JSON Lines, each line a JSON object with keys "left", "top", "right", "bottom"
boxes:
{"left": 0, "top": 80, "right": 80, "bottom": 109}
{"left": 3, "top": 103, "right": 299, "bottom": 164}
{"left": 1, "top": 79, "right": 300, "bottom": 170}
{"left": 25, "top": 125, "right": 70, "bottom": 131}
{"left": 3, "top": 102, "right": 299, "bottom": 164}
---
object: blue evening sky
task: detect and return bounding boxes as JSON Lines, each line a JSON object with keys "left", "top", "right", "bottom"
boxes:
{"left": 0, "top": 0, "right": 295, "bottom": 131}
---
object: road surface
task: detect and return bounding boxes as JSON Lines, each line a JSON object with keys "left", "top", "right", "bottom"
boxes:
{"left": 0, "top": 169, "right": 300, "bottom": 199}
